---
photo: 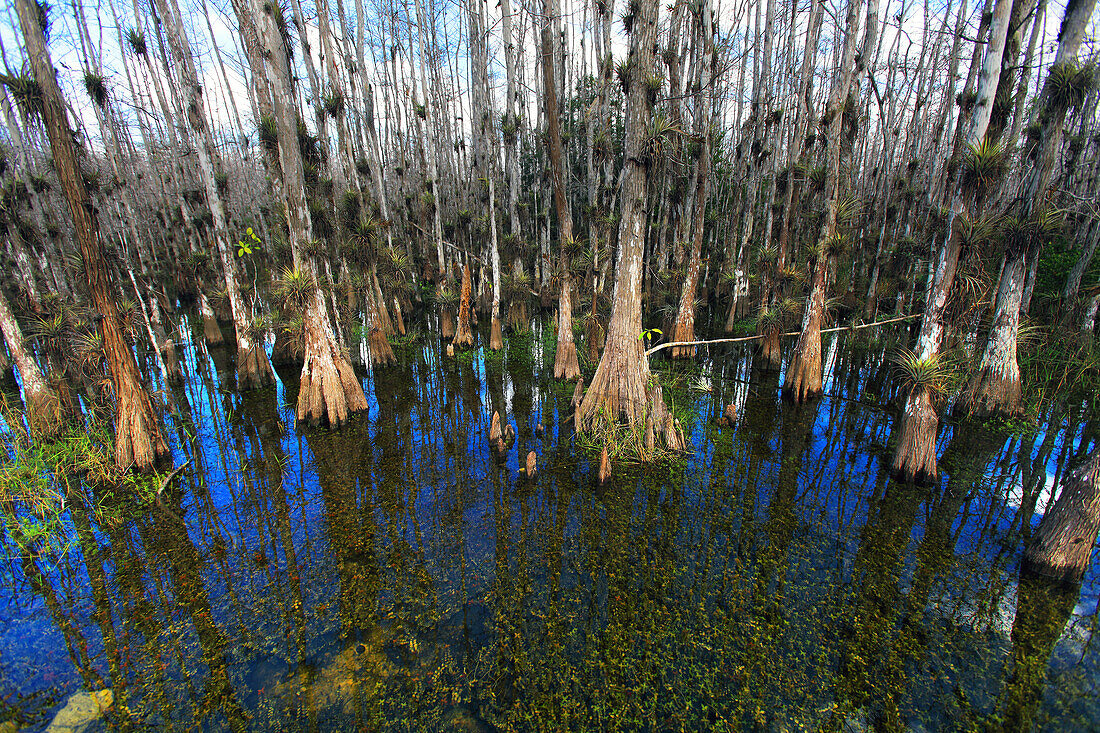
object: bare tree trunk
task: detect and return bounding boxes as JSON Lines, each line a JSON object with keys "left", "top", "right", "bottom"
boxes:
{"left": 0, "top": 284, "right": 63, "bottom": 438}
{"left": 891, "top": 0, "right": 1014, "bottom": 483}
{"left": 542, "top": 0, "right": 580, "bottom": 380}
{"left": 254, "top": 0, "right": 367, "bottom": 426}
{"left": 960, "top": 0, "right": 1097, "bottom": 417}
{"left": 670, "top": 0, "right": 714, "bottom": 360}
{"left": 452, "top": 263, "right": 475, "bottom": 348}
{"left": 16, "top": 0, "right": 168, "bottom": 468}
{"left": 1063, "top": 220, "right": 1098, "bottom": 311}
{"left": 577, "top": 0, "right": 683, "bottom": 455}
{"left": 783, "top": 0, "right": 865, "bottom": 402}
{"left": 413, "top": 0, "right": 447, "bottom": 285}
{"left": 156, "top": 0, "right": 274, "bottom": 391}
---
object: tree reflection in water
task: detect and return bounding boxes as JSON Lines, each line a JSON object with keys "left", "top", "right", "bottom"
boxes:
{"left": 1, "top": 328, "right": 1097, "bottom": 731}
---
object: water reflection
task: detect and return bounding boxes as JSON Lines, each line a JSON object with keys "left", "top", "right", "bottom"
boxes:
{"left": 1, "top": 320, "right": 1097, "bottom": 731}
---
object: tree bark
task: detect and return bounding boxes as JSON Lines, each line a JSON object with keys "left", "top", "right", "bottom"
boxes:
{"left": 577, "top": 0, "right": 683, "bottom": 454}
{"left": 1024, "top": 447, "right": 1100, "bottom": 582}
{"left": 254, "top": 0, "right": 367, "bottom": 426}
{"left": 891, "top": 0, "right": 1014, "bottom": 482}
{"left": 452, "top": 263, "right": 475, "bottom": 348}
{"left": 0, "top": 284, "right": 63, "bottom": 438}
{"left": 960, "top": 0, "right": 1097, "bottom": 417}
{"left": 156, "top": 0, "right": 274, "bottom": 391}
{"left": 670, "top": 0, "right": 715, "bottom": 360}
{"left": 542, "top": 0, "right": 580, "bottom": 379}
{"left": 783, "top": 0, "right": 865, "bottom": 402}
{"left": 16, "top": 0, "right": 168, "bottom": 468}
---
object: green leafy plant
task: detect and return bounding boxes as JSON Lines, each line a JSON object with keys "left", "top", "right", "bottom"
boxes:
{"left": 273, "top": 265, "right": 315, "bottom": 313}
{"left": 237, "top": 226, "right": 262, "bottom": 257}
{"left": 961, "top": 137, "right": 1007, "bottom": 196}
{"left": 892, "top": 348, "right": 954, "bottom": 399}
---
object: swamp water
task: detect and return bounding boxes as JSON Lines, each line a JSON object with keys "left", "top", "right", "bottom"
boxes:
{"left": 0, "top": 318, "right": 1098, "bottom": 731}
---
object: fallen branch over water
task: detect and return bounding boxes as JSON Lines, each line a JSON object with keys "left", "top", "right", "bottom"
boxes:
{"left": 154, "top": 459, "right": 192, "bottom": 525}
{"left": 157, "top": 459, "right": 193, "bottom": 495}
{"left": 644, "top": 313, "right": 920, "bottom": 357}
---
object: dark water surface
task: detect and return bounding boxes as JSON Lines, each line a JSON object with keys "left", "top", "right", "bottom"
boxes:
{"left": 1, "top": 319, "right": 1098, "bottom": 731}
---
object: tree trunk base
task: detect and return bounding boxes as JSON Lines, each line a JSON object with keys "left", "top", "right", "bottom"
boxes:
{"left": 369, "top": 329, "right": 396, "bottom": 365}
{"left": 782, "top": 352, "right": 823, "bottom": 403}
{"left": 508, "top": 299, "right": 529, "bottom": 333}
{"left": 393, "top": 298, "right": 406, "bottom": 336}
{"left": 163, "top": 339, "right": 183, "bottom": 384}
{"left": 670, "top": 310, "right": 696, "bottom": 359}
{"left": 554, "top": 282, "right": 580, "bottom": 379}
{"left": 297, "top": 301, "right": 369, "bottom": 428}
{"left": 441, "top": 308, "right": 455, "bottom": 339}
{"left": 203, "top": 315, "right": 224, "bottom": 347}
{"left": 783, "top": 314, "right": 823, "bottom": 403}
{"left": 586, "top": 319, "right": 605, "bottom": 364}
{"left": 115, "top": 379, "right": 170, "bottom": 470}
{"left": 452, "top": 327, "right": 474, "bottom": 349}
{"left": 554, "top": 336, "right": 580, "bottom": 380}
{"left": 272, "top": 327, "right": 303, "bottom": 367}
{"left": 453, "top": 264, "right": 474, "bottom": 348}
{"left": 958, "top": 365, "right": 1022, "bottom": 419}
{"left": 577, "top": 336, "right": 684, "bottom": 458}
{"left": 1022, "top": 448, "right": 1100, "bottom": 584}
{"left": 489, "top": 317, "right": 504, "bottom": 350}
{"left": 237, "top": 342, "right": 275, "bottom": 391}
{"left": 890, "top": 387, "right": 939, "bottom": 485}
{"left": 724, "top": 292, "right": 750, "bottom": 332}
{"left": 759, "top": 330, "right": 783, "bottom": 370}
{"left": 24, "top": 385, "right": 65, "bottom": 440}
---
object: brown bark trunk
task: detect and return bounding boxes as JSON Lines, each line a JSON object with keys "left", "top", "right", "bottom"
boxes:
{"left": 553, "top": 276, "right": 580, "bottom": 379}
{"left": 670, "top": 0, "right": 714, "bottom": 360}
{"left": 441, "top": 306, "right": 456, "bottom": 340}
{"left": 576, "top": 0, "right": 683, "bottom": 455}
{"left": 367, "top": 285, "right": 396, "bottom": 366}
{"left": 200, "top": 292, "right": 224, "bottom": 347}
{"left": 253, "top": 0, "right": 367, "bottom": 425}
{"left": 782, "top": 0, "right": 864, "bottom": 401}
{"left": 890, "top": 386, "right": 939, "bottom": 485}
{"left": 0, "top": 285, "right": 64, "bottom": 438}
{"left": 784, "top": 258, "right": 827, "bottom": 402}
{"left": 891, "top": 0, "right": 1015, "bottom": 483}
{"left": 542, "top": 0, "right": 580, "bottom": 378}
{"left": 452, "top": 264, "right": 474, "bottom": 348}
{"left": 760, "top": 328, "right": 783, "bottom": 370}
{"left": 17, "top": 0, "right": 167, "bottom": 468}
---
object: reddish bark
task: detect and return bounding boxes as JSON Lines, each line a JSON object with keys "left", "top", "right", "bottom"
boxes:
{"left": 17, "top": 0, "right": 167, "bottom": 468}
{"left": 453, "top": 264, "right": 474, "bottom": 348}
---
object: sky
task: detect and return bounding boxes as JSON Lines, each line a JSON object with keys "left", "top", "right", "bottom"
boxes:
{"left": 0, "top": 0, "right": 1094, "bottom": 163}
